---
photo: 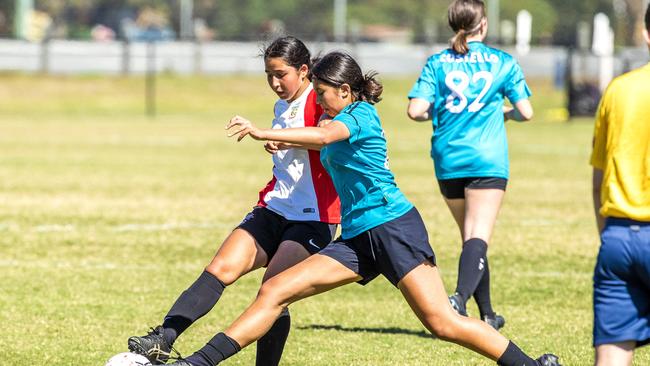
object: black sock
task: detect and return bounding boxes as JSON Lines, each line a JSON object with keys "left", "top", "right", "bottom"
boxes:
{"left": 162, "top": 270, "right": 226, "bottom": 345}
{"left": 256, "top": 308, "right": 291, "bottom": 366}
{"left": 497, "top": 341, "right": 537, "bottom": 366}
{"left": 455, "top": 238, "right": 488, "bottom": 302}
{"left": 473, "top": 255, "right": 495, "bottom": 318}
{"left": 185, "top": 332, "right": 241, "bottom": 366}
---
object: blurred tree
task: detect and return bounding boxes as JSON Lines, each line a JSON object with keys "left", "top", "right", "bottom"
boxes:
{"left": 501, "top": 0, "right": 557, "bottom": 44}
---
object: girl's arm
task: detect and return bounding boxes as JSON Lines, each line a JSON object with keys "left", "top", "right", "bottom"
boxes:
{"left": 504, "top": 99, "right": 534, "bottom": 122}
{"left": 261, "top": 118, "right": 335, "bottom": 153}
{"left": 407, "top": 98, "right": 432, "bottom": 122}
{"left": 227, "top": 115, "right": 350, "bottom": 147}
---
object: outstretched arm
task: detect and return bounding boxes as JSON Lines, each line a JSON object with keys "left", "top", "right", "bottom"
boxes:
{"left": 226, "top": 115, "right": 350, "bottom": 147}
{"left": 407, "top": 98, "right": 432, "bottom": 122}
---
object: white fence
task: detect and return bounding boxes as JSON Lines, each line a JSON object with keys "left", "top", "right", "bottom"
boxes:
{"left": 0, "top": 39, "right": 646, "bottom": 78}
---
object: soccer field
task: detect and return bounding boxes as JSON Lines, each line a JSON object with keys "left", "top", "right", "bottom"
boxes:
{"left": 0, "top": 74, "right": 647, "bottom": 365}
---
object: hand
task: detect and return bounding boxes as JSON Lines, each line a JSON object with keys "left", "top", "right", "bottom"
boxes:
{"left": 318, "top": 117, "right": 333, "bottom": 127}
{"left": 226, "top": 115, "right": 266, "bottom": 141}
{"left": 503, "top": 106, "right": 514, "bottom": 122}
{"left": 264, "top": 141, "right": 280, "bottom": 154}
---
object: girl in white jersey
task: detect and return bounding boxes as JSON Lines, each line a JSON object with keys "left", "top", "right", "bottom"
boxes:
{"left": 128, "top": 36, "right": 340, "bottom": 366}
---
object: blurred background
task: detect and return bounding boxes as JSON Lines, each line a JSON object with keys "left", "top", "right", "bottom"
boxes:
{"left": 2, "top": 2, "right": 650, "bottom": 364}
{"left": 0, "top": 0, "right": 647, "bottom": 118}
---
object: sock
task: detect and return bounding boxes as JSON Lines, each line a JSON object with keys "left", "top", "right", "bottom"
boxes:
{"left": 256, "top": 308, "right": 291, "bottom": 366}
{"left": 185, "top": 332, "right": 241, "bottom": 366}
{"left": 455, "top": 238, "right": 488, "bottom": 302}
{"left": 473, "top": 255, "right": 495, "bottom": 318}
{"left": 497, "top": 341, "right": 538, "bottom": 366}
{"left": 162, "top": 270, "right": 226, "bottom": 345}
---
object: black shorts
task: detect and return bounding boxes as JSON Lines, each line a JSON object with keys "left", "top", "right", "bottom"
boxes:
{"left": 319, "top": 207, "right": 436, "bottom": 287}
{"left": 237, "top": 206, "right": 337, "bottom": 264}
{"left": 438, "top": 177, "right": 508, "bottom": 199}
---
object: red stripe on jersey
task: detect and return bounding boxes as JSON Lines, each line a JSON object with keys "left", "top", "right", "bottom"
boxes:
{"left": 305, "top": 89, "right": 341, "bottom": 224}
{"left": 256, "top": 175, "right": 277, "bottom": 207}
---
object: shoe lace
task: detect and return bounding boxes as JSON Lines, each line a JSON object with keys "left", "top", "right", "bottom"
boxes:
{"left": 145, "top": 327, "right": 183, "bottom": 363}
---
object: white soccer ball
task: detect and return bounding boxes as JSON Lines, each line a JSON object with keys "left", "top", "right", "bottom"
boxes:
{"left": 105, "top": 352, "right": 151, "bottom": 366}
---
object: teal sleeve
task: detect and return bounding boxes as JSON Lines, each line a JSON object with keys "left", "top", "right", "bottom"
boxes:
{"left": 504, "top": 61, "right": 531, "bottom": 104}
{"left": 333, "top": 110, "right": 361, "bottom": 143}
{"left": 408, "top": 57, "right": 437, "bottom": 103}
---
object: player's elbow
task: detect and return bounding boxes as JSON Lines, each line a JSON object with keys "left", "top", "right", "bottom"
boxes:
{"left": 515, "top": 100, "right": 534, "bottom": 121}
{"left": 407, "top": 99, "right": 430, "bottom": 121}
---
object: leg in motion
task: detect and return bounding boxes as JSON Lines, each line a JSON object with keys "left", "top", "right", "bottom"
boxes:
{"left": 129, "top": 229, "right": 268, "bottom": 364}
{"left": 256, "top": 240, "right": 312, "bottom": 366}
{"left": 178, "top": 253, "right": 362, "bottom": 366}
{"left": 398, "top": 261, "right": 559, "bottom": 365}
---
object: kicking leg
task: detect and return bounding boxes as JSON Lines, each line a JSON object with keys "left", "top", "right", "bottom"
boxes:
{"left": 129, "top": 229, "right": 267, "bottom": 363}
{"left": 398, "top": 261, "right": 550, "bottom": 365}
{"left": 183, "top": 254, "right": 362, "bottom": 366}
{"left": 256, "top": 241, "right": 312, "bottom": 366}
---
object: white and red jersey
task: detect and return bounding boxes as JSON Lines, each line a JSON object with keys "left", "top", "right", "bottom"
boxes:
{"left": 257, "top": 84, "right": 341, "bottom": 224}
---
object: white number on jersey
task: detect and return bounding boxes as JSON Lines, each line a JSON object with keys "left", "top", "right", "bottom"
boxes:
{"left": 444, "top": 70, "right": 493, "bottom": 114}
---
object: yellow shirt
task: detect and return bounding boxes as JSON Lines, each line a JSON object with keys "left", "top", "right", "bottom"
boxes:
{"left": 590, "top": 63, "right": 650, "bottom": 221}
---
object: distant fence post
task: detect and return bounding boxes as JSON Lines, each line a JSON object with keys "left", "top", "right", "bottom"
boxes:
{"left": 194, "top": 41, "right": 202, "bottom": 74}
{"left": 40, "top": 38, "right": 50, "bottom": 74}
{"left": 122, "top": 39, "right": 130, "bottom": 75}
{"left": 146, "top": 41, "right": 157, "bottom": 117}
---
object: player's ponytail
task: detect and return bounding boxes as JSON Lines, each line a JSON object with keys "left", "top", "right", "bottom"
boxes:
{"left": 361, "top": 71, "right": 383, "bottom": 105}
{"left": 262, "top": 36, "right": 312, "bottom": 74}
{"left": 312, "top": 51, "right": 383, "bottom": 105}
{"left": 448, "top": 0, "right": 486, "bottom": 55}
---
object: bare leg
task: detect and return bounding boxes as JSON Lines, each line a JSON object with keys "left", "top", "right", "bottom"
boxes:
{"left": 205, "top": 228, "right": 269, "bottom": 285}
{"left": 595, "top": 342, "right": 635, "bottom": 366}
{"left": 462, "top": 188, "right": 504, "bottom": 243}
{"left": 225, "top": 254, "right": 362, "bottom": 347}
{"left": 398, "top": 261, "right": 508, "bottom": 359}
{"left": 256, "top": 241, "right": 312, "bottom": 366}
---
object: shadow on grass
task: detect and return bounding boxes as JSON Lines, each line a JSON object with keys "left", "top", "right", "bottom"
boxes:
{"left": 297, "top": 324, "right": 434, "bottom": 339}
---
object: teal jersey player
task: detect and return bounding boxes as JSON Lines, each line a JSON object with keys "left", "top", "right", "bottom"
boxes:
{"left": 408, "top": 41, "right": 531, "bottom": 180}
{"left": 321, "top": 101, "right": 413, "bottom": 239}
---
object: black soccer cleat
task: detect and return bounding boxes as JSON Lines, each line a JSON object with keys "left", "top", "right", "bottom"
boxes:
{"left": 536, "top": 354, "right": 561, "bottom": 366}
{"left": 448, "top": 293, "right": 468, "bottom": 316}
{"left": 128, "top": 326, "right": 172, "bottom": 365}
{"left": 482, "top": 313, "right": 506, "bottom": 330}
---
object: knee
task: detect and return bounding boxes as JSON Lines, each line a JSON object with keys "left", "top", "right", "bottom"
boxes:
{"left": 205, "top": 261, "right": 240, "bottom": 286}
{"left": 256, "top": 279, "right": 291, "bottom": 308}
{"left": 425, "top": 313, "right": 461, "bottom": 342}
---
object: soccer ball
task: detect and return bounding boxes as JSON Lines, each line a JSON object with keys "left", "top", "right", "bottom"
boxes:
{"left": 105, "top": 352, "right": 151, "bottom": 366}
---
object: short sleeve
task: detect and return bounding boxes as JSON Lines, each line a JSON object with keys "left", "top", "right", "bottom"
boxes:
{"left": 590, "top": 85, "right": 612, "bottom": 170}
{"left": 504, "top": 61, "right": 532, "bottom": 104}
{"left": 333, "top": 109, "right": 362, "bottom": 143}
{"left": 408, "top": 56, "right": 437, "bottom": 103}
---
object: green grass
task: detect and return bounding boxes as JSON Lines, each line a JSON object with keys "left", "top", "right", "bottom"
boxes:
{"left": 0, "top": 74, "right": 647, "bottom": 365}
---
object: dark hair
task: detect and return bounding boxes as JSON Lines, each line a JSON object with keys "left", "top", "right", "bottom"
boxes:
{"left": 311, "top": 52, "right": 383, "bottom": 105}
{"left": 448, "top": 0, "right": 486, "bottom": 55}
{"left": 262, "top": 36, "right": 311, "bottom": 71}
{"left": 646, "top": 3, "right": 650, "bottom": 32}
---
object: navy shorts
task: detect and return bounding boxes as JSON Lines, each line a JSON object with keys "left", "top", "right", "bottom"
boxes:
{"left": 437, "top": 177, "right": 508, "bottom": 199}
{"left": 237, "top": 206, "right": 337, "bottom": 264}
{"left": 319, "top": 207, "right": 436, "bottom": 287}
{"left": 593, "top": 217, "right": 650, "bottom": 347}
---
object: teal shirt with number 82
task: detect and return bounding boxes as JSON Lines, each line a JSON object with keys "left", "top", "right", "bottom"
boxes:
{"left": 408, "top": 41, "right": 531, "bottom": 180}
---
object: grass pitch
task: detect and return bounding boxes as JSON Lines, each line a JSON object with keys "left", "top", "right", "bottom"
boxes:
{"left": 0, "top": 74, "right": 647, "bottom": 365}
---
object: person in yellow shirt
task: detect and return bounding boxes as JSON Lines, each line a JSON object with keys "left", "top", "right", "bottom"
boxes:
{"left": 591, "top": 5, "right": 650, "bottom": 365}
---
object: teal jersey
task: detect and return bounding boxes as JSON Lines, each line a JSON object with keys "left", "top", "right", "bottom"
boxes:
{"left": 320, "top": 102, "right": 413, "bottom": 239}
{"left": 408, "top": 42, "right": 531, "bottom": 180}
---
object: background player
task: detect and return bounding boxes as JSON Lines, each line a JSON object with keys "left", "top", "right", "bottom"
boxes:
{"left": 406, "top": 0, "right": 533, "bottom": 329}
{"left": 128, "top": 36, "right": 340, "bottom": 366}
{"left": 591, "top": 5, "right": 650, "bottom": 365}
{"left": 162, "top": 51, "right": 560, "bottom": 366}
